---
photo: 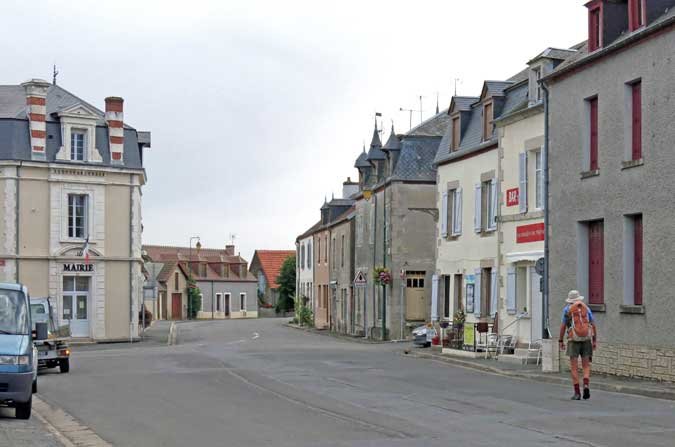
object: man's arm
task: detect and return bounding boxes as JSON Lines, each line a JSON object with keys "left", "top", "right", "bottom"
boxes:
{"left": 559, "top": 323, "right": 566, "bottom": 349}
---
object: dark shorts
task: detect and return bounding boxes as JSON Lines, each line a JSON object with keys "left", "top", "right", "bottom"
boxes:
{"left": 566, "top": 340, "right": 593, "bottom": 359}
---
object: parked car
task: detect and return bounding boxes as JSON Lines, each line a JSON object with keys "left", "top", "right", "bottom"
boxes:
{"left": 412, "top": 324, "right": 437, "bottom": 348}
{"left": 0, "top": 283, "right": 40, "bottom": 419}
{"left": 31, "top": 297, "right": 71, "bottom": 373}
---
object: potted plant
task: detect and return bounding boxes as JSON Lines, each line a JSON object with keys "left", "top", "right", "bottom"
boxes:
{"left": 372, "top": 267, "right": 392, "bottom": 286}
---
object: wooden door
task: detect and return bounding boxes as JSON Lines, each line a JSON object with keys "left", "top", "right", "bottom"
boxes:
{"left": 161, "top": 292, "right": 168, "bottom": 320}
{"left": 405, "top": 272, "right": 426, "bottom": 321}
{"left": 225, "top": 294, "right": 231, "bottom": 317}
{"left": 588, "top": 221, "right": 604, "bottom": 305}
{"left": 171, "top": 293, "right": 183, "bottom": 320}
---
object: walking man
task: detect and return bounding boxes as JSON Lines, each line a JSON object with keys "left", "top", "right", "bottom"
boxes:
{"left": 559, "top": 290, "right": 597, "bottom": 400}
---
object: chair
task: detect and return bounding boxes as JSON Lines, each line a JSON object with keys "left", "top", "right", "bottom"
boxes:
{"left": 496, "top": 335, "right": 516, "bottom": 356}
{"left": 527, "top": 339, "right": 543, "bottom": 365}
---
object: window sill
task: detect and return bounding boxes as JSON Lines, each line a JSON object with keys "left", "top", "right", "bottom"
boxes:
{"left": 621, "top": 159, "right": 644, "bottom": 170}
{"left": 580, "top": 169, "right": 600, "bottom": 179}
{"left": 480, "top": 229, "right": 497, "bottom": 237}
{"left": 588, "top": 304, "right": 606, "bottom": 312}
{"left": 620, "top": 304, "right": 645, "bottom": 314}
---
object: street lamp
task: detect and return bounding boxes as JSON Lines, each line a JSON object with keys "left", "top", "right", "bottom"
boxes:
{"left": 188, "top": 236, "right": 200, "bottom": 320}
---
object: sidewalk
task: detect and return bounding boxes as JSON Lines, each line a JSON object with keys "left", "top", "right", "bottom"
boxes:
{"left": 406, "top": 348, "right": 675, "bottom": 401}
{"left": 286, "top": 323, "right": 393, "bottom": 344}
{"left": 0, "top": 407, "right": 64, "bottom": 447}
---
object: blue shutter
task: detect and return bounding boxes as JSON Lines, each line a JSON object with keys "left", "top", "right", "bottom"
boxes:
{"left": 519, "top": 152, "right": 528, "bottom": 214}
{"left": 489, "top": 178, "right": 498, "bottom": 230}
{"left": 506, "top": 266, "right": 517, "bottom": 314}
{"left": 474, "top": 184, "right": 482, "bottom": 233}
{"left": 490, "top": 269, "right": 497, "bottom": 318}
{"left": 431, "top": 274, "right": 439, "bottom": 322}
{"left": 441, "top": 191, "right": 448, "bottom": 238}
{"left": 474, "top": 268, "right": 481, "bottom": 317}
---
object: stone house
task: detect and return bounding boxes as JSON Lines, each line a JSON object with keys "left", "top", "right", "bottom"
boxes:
{"left": 544, "top": 0, "right": 675, "bottom": 381}
{"left": 296, "top": 223, "right": 319, "bottom": 312}
{"left": 327, "top": 207, "right": 355, "bottom": 334}
{"left": 0, "top": 79, "right": 151, "bottom": 341}
{"left": 249, "top": 250, "right": 295, "bottom": 309}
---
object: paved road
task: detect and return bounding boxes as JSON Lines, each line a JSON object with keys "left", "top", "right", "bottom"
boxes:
{"left": 36, "top": 319, "right": 675, "bottom": 447}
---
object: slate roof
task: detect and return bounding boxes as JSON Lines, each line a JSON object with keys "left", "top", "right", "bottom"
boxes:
{"left": 407, "top": 109, "right": 450, "bottom": 137}
{"left": 0, "top": 83, "right": 147, "bottom": 169}
{"left": 483, "top": 81, "right": 513, "bottom": 98}
{"left": 297, "top": 220, "right": 322, "bottom": 241}
{"left": 382, "top": 125, "right": 401, "bottom": 151}
{"left": 450, "top": 97, "right": 478, "bottom": 113}
{"left": 366, "top": 121, "right": 386, "bottom": 161}
{"left": 354, "top": 147, "right": 371, "bottom": 168}
{"left": 506, "top": 67, "right": 530, "bottom": 84}
{"left": 527, "top": 47, "right": 578, "bottom": 65}
{"left": 390, "top": 136, "right": 439, "bottom": 182}
{"left": 250, "top": 250, "right": 295, "bottom": 289}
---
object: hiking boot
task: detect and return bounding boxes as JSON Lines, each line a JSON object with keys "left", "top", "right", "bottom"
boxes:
{"left": 583, "top": 387, "right": 590, "bottom": 400}
{"left": 571, "top": 393, "right": 581, "bottom": 400}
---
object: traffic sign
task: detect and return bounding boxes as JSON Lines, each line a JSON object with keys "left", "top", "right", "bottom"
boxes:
{"left": 354, "top": 271, "right": 367, "bottom": 287}
{"left": 535, "top": 257, "right": 545, "bottom": 276}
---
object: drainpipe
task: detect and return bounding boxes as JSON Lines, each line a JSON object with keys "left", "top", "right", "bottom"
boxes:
{"left": 381, "top": 183, "right": 387, "bottom": 341}
{"left": 15, "top": 162, "right": 22, "bottom": 282}
{"left": 129, "top": 174, "right": 134, "bottom": 343}
{"left": 371, "top": 192, "right": 377, "bottom": 339}
{"left": 541, "top": 81, "right": 551, "bottom": 340}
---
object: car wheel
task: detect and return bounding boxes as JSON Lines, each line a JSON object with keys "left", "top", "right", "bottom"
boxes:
{"left": 59, "top": 358, "right": 70, "bottom": 373}
{"left": 15, "top": 396, "right": 32, "bottom": 420}
{"left": 32, "top": 379, "right": 37, "bottom": 394}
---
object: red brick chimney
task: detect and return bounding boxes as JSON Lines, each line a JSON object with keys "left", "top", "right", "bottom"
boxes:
{"left": 21, "top": 79, "right": 51, "bottom": 160}
{"left": 105, "top": 97, "right": 124, "bottom": 163}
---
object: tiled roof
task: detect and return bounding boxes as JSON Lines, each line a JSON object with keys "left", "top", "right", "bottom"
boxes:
{"left": 390, "top": 136, "right": 440, "bottom": 182}
{"left": 366, "top": 121, "right": 386, "bottom": 161}
{"left": 382, "top": 125, "right": 401, "bottom": 151}
{"left": 251, "top": 250, "right": 295, "bottom": 289}
{"left": 483, "top": 81, "right": 513, "bottom": 98}
{"left": 297, "top": 220, "right": 322, "bottom": 240}
{"left": 450, "top": 96, "right": 479, "bottom": 113}
{"left": 144, "top": 245, "right": 246, "bottom": 264}
{"left": 354, "top": 148, "right": 371, "bottom": 168}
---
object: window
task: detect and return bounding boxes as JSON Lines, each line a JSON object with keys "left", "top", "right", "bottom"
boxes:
{"left": 324, "top": 236, "right": 328, "bottom": 263}
{"left": 216, "top": 293, "right": 222, "bottom": 312}
{"left": 68, "top": 194, "right": 88, "bottom": 239}
{"left": 478, "top": 179, "right": 497, "bottom": 232}
{"left": 588, "top": 97, "right": 599, "bottom": 171}
{"left": 481, "top": 268, "right": 492, "bottom": 317}
{"left": 451, "top": 116, "right": 460, "bottom": 150}
{"left": 588, "top": 220, "right": 604, "bottom": 305}
{"left": 332, "top": 237, "right": 336, "bottom": 269}
{"left": 301, "top": 244, "right": 305, "bottom": 270}
{"left": 533, "top": 67, "right": 542, "bottom": 102}
{"left": 453, "top": 274, "right": 463, "bottom": 315}
{"left": 317, "top": 237, "right": 321, "bottom": 265}
{"left": 588, "top": 5, "right": 601, "bottom": 52}
{"left": 174, "top": 272, "right": 179, "bottom": 290}
{"left": 240, "top": 293, "right": 246, "bottom": 311}
{"left": 356, "top": 213, "right": 363, "bottom": 246}
{"left": 341, "top": 235, "right": 345, "bottom": 268}
{"left": 307, "top": 241, "right": 312, "bottom": 266}
{"left": 535, "top": 151, "right": 543, "bottom": 209}
{"left": 628, "top": 0, "right": 645, "bottom": 31}
{"left": 630, "top": 80, "right": 642, "bottom": 160}
{"left": 624, "top": 215, "right": 643, "bottom": 306}
{"left": 482, "top": 103, "right": 493, "bottom": 141}
{"left": 71, "top": 131, "right": 85, "bottom": 161}
{"left": 443, "top": 188, "right": 463, "bottom": 238}
{"left": 443, "top": 275, "right": 451, "bottom": 319}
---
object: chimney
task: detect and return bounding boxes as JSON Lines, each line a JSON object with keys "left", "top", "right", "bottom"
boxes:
{"left": 225, "top": 245, "right": 235, "bottom": 256}
{"left": 342, "top": 177, "right": 359, "bottom": 199}
{"left": 105, "top": 96, "right": 124, "bottom": 163}
{"left": 21, "top": 79, "right": 51, "bottom": 160}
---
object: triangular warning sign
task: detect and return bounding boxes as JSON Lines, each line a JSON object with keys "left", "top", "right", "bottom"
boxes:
{"left": 353, "top": 271, "right": 367, "bottom": 285}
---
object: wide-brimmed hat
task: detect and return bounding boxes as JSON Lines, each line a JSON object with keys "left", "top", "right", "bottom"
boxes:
{"left": 566, "top": 290, "right": 585, "bottom": 303}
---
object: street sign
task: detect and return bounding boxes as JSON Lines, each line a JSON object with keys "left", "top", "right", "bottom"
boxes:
{"left": 535, "top": 257, "right": 545, "bottom": 276}
{"left": 353, "top": 271, "right": 367, "bottom": 287}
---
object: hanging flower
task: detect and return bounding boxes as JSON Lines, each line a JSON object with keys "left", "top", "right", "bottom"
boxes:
{"left": 373, "top": 267, "right": 391, "bottom": 286}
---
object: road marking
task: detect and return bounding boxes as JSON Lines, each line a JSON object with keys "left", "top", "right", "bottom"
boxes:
{"left": 252, "top": 332, "right": 260, "bottom": 340}
{"left": 33, "top": 396, "right": 112, "bottom": 447}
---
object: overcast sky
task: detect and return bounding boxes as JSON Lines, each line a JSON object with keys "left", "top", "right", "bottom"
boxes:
{"left": 3, "top": 0, "right": 587, "bottom": 262}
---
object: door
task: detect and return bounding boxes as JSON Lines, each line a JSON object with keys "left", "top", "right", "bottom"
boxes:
{"left": 405, "top": 271, "right": 426, "bottom": 321}
{"left": 171, "top": 293, "right": 182, "bottom": 320}
{"left": 62, "top": 277, "right": 90, "bottom": 337}
{"left": 530, "top": 267, "right": 543, "bottom": 341}
{"left": 224, "top": 294, "right": 231, "bottom": 317}
{"left": 161, "top": 292, "right": 168, "bottom": 320}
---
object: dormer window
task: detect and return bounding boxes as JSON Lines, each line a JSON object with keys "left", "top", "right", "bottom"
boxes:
{"left": 533, "top": 67, "right": 542, "bottom": 102}
{"left": 628, "top": 0, "right": 645, "bottom": 31}
{"left": 588, "top": 2, "right": 602, "bottom": 52}
{"left": 71, "top": 130, "right": 86, "bottom": 161}
{"left": 482, "top": 102, "right": 493, "bottom": 141}
{"left": 451, "top": 116, "right": 461, "bottom": 150}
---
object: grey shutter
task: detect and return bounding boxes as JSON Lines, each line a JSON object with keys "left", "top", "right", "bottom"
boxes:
{"left": 519, "top": 152, "right": 528, "bottom": 213}
{"left": 452, "top": 188, "right": 463, "bottom": 236}
{"left": 474, "top": 269, "right": 482, "bottom": 317}
{"left": 441, "top": 191, "right": 448, "bottom": 238}
{"left": 474, "top": 183, "right": 482, "bottom": 233}
{"left": 490, "top": 269, "right": 498, "bottom": 318}
{"left": 489, "top": 178, "right": 498, "bottom": 230}
{"left": 506, "top": 267, "right": 516, "bottom": 314}
{"left": 431, "top": 274, "right": 439, "bottom": 322}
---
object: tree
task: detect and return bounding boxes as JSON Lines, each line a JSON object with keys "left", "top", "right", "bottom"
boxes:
{"left": 188, "top": 282, "right": 202, "bottom": 319}
{"left": 275, "top": 255, "right": 296, "bottom": 313}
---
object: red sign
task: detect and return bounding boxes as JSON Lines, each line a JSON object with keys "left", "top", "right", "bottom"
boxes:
{"left": 517, "top": 223, "right": 545, "bottom": 243}
{"left": 0, "top": 260, "right": 5, "bottom": 266}
{"left": 506, "top": 188, "right": 519, "bottom": 207}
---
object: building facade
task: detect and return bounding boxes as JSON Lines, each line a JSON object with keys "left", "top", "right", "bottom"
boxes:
{"left": 313, "top": 228, "right": 330, "bottom": 329}
{"left": 328, "top": 208, "right": 355, "bottom": 334}
{"left": 296, "top": 228, "right": 317, "bottom": 311}
{"left": 249, "top": 250, "right": 295, "bottom": 308}
{"left": 546, "top": 0, "right": 675, "bottom": 380}
{"left": 0, "top": 79, "right": 151, "bottom": 341}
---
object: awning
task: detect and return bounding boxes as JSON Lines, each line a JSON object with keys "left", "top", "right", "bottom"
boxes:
{"left": 505, "top": 250, "right": 543, "bottom": 264}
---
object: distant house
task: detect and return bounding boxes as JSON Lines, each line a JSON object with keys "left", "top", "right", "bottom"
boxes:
{"left": 143, "top": 261, "right": 190, "bottom": 320}
{"left": 249, "top": 250, "right": 295, "bottom": 307}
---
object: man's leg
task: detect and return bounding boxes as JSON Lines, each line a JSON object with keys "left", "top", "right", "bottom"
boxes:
{"left": 582, "top": 356, "right": 591, "bottom": 399}
{"left": 570, "top": 355, "right": 581, "bottom": 399}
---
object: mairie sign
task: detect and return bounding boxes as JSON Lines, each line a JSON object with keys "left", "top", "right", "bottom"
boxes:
{"left": 63, "top": 263, "right": 94, "bottom": 273}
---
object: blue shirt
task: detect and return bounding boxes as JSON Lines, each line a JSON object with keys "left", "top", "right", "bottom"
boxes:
{"left": 562, "top": 303, "right": 594, "bottom": 326}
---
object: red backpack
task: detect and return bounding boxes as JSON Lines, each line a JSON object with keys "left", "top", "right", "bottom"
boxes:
{"left": 567, "top": 302, "right": 591, "bottom": 342}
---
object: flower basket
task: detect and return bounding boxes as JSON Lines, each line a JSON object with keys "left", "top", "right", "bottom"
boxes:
{"left": 372, "top": 267, "right": 391, "bottom": 286}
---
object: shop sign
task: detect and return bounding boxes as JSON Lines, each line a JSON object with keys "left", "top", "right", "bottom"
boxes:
{"left": 0, "top": 260, "right": 5, "bottom": 267}
{"left": 63, "top": 263, "right": 94, "bottom": 273}
{"left": 516, "top": 223, "right": 545, "bottom": 243}
{"left": 463, "top": 323, "right": 475, "bottom": 350}
{"left": 506, "top": 188, "right": 519, "bottom": 207}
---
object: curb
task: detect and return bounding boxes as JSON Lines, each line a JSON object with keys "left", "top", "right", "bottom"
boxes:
{"left": 285, "top": 323, "right": 391, "bottom": 344}
{"left": 405, "top": 350, "right": 675, "bottom": 401}
{"left": 168, "top": 322, "right": 178, "bottom": 346}
{"left": 33, "top": 396, "right": 112, "bottom": 447}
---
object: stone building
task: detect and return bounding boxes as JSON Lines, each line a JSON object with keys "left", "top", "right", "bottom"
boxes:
{"left": 0, "top": 79, "right": 151, "bottom": 341}
{"left": 249, "top": 250, "right": 295, "bottom": 308}
{"left": 544, "top": 0, "right": 675, "bottom": 380}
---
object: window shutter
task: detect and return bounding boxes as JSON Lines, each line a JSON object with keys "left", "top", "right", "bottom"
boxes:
{"left": 632, "top": 82, "right": 642, "bottom": 160}
{"left": 452, "top": 188, "right": 463, "bottom": 236}
{"left": 431, "top": 274, "right": 439, "bottom": 322}
{"left": 519, "top": 152, "right": 528, "bottom": 213}
{"left": 474, "top": 184, "right": 482, "bottom": 233}
{"left": 634, "top": 215, "right": 643, "bottom": 305}
{"left": 589, "top": 98, "right": 599, "bottom": 170}
{"left": 474, "top": 269, "right": 481, "bottom": 318}
{"left": 490, "top": 269, "right": 497, "bottom": 318}
{"left": 489, "top": 178, "right": 498, "bottom": 230}
{"left": 441, "top": 191, "right": 448, "bottom": 238}
{"left": 506, "top": 267, "right": 517, "bottom": 314}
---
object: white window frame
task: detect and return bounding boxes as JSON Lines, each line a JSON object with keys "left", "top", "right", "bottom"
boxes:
{"left": 451, "top": 188, "right": 462, "bottom": 236}
{"left": 70, "top": 129, "right": 86, "bottom": 161}
{"left": 68, "top": 194, "right": 88, "bottom": 239}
